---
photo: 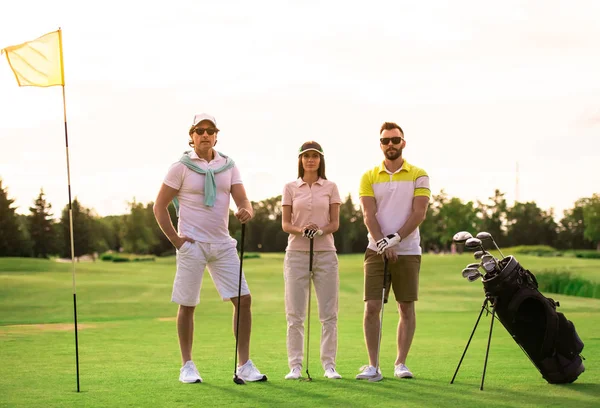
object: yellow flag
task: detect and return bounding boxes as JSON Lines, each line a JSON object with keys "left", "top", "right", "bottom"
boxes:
{"left": 1, "top": 30, "right": 64, "bottom": 87}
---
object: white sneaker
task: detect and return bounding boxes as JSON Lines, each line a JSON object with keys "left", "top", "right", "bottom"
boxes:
{"left": 179, "top": 360, "right": 202, "bottom": 383}
{"left": 236, "top": 359, "right": 268, "bottom": 382}
{"left": 324, "top": 367, "right": 342, "bottom": 379}
{"left": 285, "top": 367, "right": 302, "bottom": 380}
{"left": 355, "top": 365, "right": 381, "bottom": 380}
{"left": 394, "top": 363, "right": 413, "bottom": 378}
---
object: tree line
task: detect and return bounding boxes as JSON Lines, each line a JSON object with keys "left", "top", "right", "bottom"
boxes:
{"left": 0, "top": 178, "right": 598, "bottom": 258}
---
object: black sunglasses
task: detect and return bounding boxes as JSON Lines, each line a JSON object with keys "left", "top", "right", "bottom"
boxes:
{"left": 194, "top": 127, "right": 218, "bottom": 136}
{"left": 380, "top": 137, "right": 403, "bottom": 145}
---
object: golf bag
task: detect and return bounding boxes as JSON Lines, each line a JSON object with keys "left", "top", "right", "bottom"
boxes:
{"left": 482, "top": 256, "right": 585, "bottom": 384}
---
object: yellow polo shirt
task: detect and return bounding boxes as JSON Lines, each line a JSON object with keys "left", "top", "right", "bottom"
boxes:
{"left": 359, "top": 160, "right": 430, "bottom": 255}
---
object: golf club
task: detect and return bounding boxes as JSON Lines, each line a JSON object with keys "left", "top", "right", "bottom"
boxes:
{"left": 465, "top": 237, "right": 485, "bottom": 252}
{"left": 473, "top": 251, "right": 485, "bottom": 260}
{"left": 233, "top": 223, "right": 247, "bottom": 385}
{"left": 453, "top": 231, "right": 473, "bottom": 244}
{"left": 466, "top": 263, "right": 481, "bottom": 270}
{"left": 467, "top": 272, "right": 482, "bottom": 282}
{"left": 462, "top": 267, "right": 480, "bottom": 278}
{"left": 482, "top": 260, "right": 497, "bottom": 274}
{"left": 370, "top": 257, "right": 389, "bottom": 382}
{"left": 481, "top": 254, "right": 500, "bottom": 271}
{"left": 302, "top": 235, "right": 315, "bottom": 382}
{"left": 476, "top": 232, "right": 505, "bottom": 258}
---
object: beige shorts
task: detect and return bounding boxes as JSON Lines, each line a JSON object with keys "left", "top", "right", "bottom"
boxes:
{"left": 172, "top": 241, "right": 250, "bottom": 306}
{"left": 364, "top": 249, "right": 420, "bottom": 302}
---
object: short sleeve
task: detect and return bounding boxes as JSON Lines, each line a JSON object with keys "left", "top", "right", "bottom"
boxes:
{"left": 163, "top": 162, "right": 184, "bottom": 190}
{"left": 358, "top": 171, "right": 374, "bottom": 197}
{"left": 414, "top": 168, "right": 430, "bottom": 198}
{"left": 231, "top": 165, "right": 243, "bottom": 185}
{"left": 330, "top": 182, "right": 342, "bottom": 204}
{"left": 282, "top": 183, "right": 293, "bottom": 206}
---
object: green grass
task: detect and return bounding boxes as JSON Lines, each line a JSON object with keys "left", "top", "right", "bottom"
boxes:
{"left": 1, "top": 253, "right": 599, "bottom": 408}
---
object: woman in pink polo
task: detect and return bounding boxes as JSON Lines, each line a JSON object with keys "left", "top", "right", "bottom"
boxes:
{"left": 281, "top": 141, "right": 342, "bottom": 380}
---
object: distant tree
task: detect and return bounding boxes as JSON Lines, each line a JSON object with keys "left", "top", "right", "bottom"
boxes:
{"left": 0, "top": 179, "right": 29, "bottom": 257}
{"left": 506, "top": 201, "right": 557, "bottom": 246}
{"left": 246, "top": 195, "right": 284, "bottom": 252}
{"left": 476, "top": 190, "right": 508, "bottom": 247}
{"left": 146, "top": 201, "right": 178, "bottom": 256}
{"left": 418, "top": 191, "right": 479, "bottom": 252}
{"left": 335, "top": 194, "right": 368, "bottom": 253}
{"left": 122, "top": 199, "right": 157, "bottom": 254}
{"left": 437, "top": 196, "right": 480, "bottom": 249}
{"left": 101, "top": 215, "right": 126, "bottom": 252}
{"left": 60, "top": 198, "right": 97, "bottom": 259}
{"left": 556, "top": 198, "right": 595, "bottom": 250}
{"left": 419, "top": 194, "right": 441, "bottom": 253}
{"left": 27, "top": 189, "right": 56, "bottom": 258}
{"left": 582, "top": 194, "right": 600, "bottom": 251}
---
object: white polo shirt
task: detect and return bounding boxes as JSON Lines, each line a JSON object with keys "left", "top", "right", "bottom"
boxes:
{"left": 359, "top": 160, "right": 431, "bottom": 255}
{"left": 163, "top": 150, "right": 242, "bottom": 244}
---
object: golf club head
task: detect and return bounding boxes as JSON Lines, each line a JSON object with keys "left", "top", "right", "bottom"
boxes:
{"left": 467, "top": 272, "right": 482, "bottom": 282}
{"left": 465, "top": 237, "right": 483, "bottom": 251}
{"left": 473, "top": 251, "right": 485, "bottom": 260}
{"left": 476, "top": 231, "right": 493, "bottom": 241}
{"left": 462, "top": 267, "right": 480, "bottom": 278}
{"left": 466, "top": 263, "right": 481, "bottom": 269}
{"left": 482, "top": 260, "right": 497, "bottom": 273}
{"left": 453, "top": 231, "right": 473, "bottom": 243}
{"left": 481, "top": 254, "right": 495, "bottom": 264}
{"left": 477, "top": 231, "right": 506, "bottom": 258}
{"left": 233, "top": 375, "right": 246, "bottom": 385}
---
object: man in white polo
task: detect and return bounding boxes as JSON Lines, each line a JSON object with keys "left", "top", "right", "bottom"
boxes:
{"left": 153, "top": 113, "right": 267, "bottom": 383}
{"left": 356, "top": 121, "right": 430, "bottom": 381}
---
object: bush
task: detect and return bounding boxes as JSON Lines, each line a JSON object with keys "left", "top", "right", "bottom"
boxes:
{"left": 132, "top": 256, "right": 155, "bottom": 262}
{"left": 536, "top": 269, "right": 600, "bottom": 299}
{"left": 507, "top": 245, "right": 563, "bottom": 257}
{"left": 243, "top": 253, "right": 261, "bottom": 259}
{"left": 572, "top": 250, "right": 600, "bottom": 259}
{"left": 112, "top": 256, "right": 131, "bottom": 263}
{"left": 100, "top": 253, "right": 114, "bottom": 261}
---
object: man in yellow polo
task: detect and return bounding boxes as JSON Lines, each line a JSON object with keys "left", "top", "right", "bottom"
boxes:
{"left": 356, "top": 122, "right": 430, "bottom": 381}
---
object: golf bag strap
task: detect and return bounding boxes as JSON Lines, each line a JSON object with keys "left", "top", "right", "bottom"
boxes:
{"left": 508, "top": 290, "right": 559, "bottom": 356}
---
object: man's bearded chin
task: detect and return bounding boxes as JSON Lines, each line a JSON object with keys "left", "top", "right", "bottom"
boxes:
{"left": 385, "top": 148, "right": 402, "bottom": 160}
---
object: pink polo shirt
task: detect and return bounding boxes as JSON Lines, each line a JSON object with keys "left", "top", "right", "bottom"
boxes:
{"left": 282, "top": 178, "right": 342, "bottom": 252}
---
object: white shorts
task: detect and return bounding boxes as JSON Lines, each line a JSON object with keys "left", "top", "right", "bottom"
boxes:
{"left": 172, "top": 241, "right": 250, "bottom": 306}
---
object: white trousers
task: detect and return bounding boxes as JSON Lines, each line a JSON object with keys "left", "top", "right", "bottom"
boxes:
{"left": 283, "top": 250, "right": 339, "bottom": 370}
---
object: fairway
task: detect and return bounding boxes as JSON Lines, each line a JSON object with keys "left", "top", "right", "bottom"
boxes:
{"left": 1, "top": 254, "right": 598, "bottom": 407}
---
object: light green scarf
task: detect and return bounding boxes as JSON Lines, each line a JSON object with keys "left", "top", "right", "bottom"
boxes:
{"left": 172, "top": 150, "right": 235, "bottom": 214}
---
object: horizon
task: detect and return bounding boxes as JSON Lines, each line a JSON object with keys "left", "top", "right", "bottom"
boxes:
{"left": 1, "top": 1, "right": 599, "bottom": 219}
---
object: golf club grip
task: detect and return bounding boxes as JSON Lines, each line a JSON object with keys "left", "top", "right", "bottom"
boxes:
{"left": 240, "top": 223, "right": 245, "bottom": 261}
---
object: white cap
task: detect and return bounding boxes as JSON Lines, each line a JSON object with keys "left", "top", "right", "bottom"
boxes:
{"left": 192, "top": 113, "right": 217, "bottom": 127}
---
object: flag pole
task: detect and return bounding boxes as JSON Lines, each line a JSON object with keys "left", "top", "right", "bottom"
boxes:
{"left": 58, "top": 27, "right": 80, "bottom": 393}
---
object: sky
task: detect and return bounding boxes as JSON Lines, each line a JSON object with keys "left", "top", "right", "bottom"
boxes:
{"left": 1, "top": 0, "right": 599, "bottom": 220}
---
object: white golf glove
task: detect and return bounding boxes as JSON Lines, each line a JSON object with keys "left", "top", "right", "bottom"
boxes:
{"left": 376, "top": 233, "right": 402, "bottom": 254}
{"left": 303, "top": 229, "right": 323, "bottom": 239}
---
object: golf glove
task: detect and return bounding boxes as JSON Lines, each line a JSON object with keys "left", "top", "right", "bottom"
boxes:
{"left": 303, "top": 229, "right": 322, "bottom": 239}
{"left": 376, "top": 233, "right": 402, "bottom": 254}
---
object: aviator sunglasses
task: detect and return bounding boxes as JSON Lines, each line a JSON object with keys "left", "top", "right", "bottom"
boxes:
{"left": 380, "top": 136, "right": 403, "bottom": 145}
{"left": 194, "top": 127, "right": 218, "bottom": 136}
